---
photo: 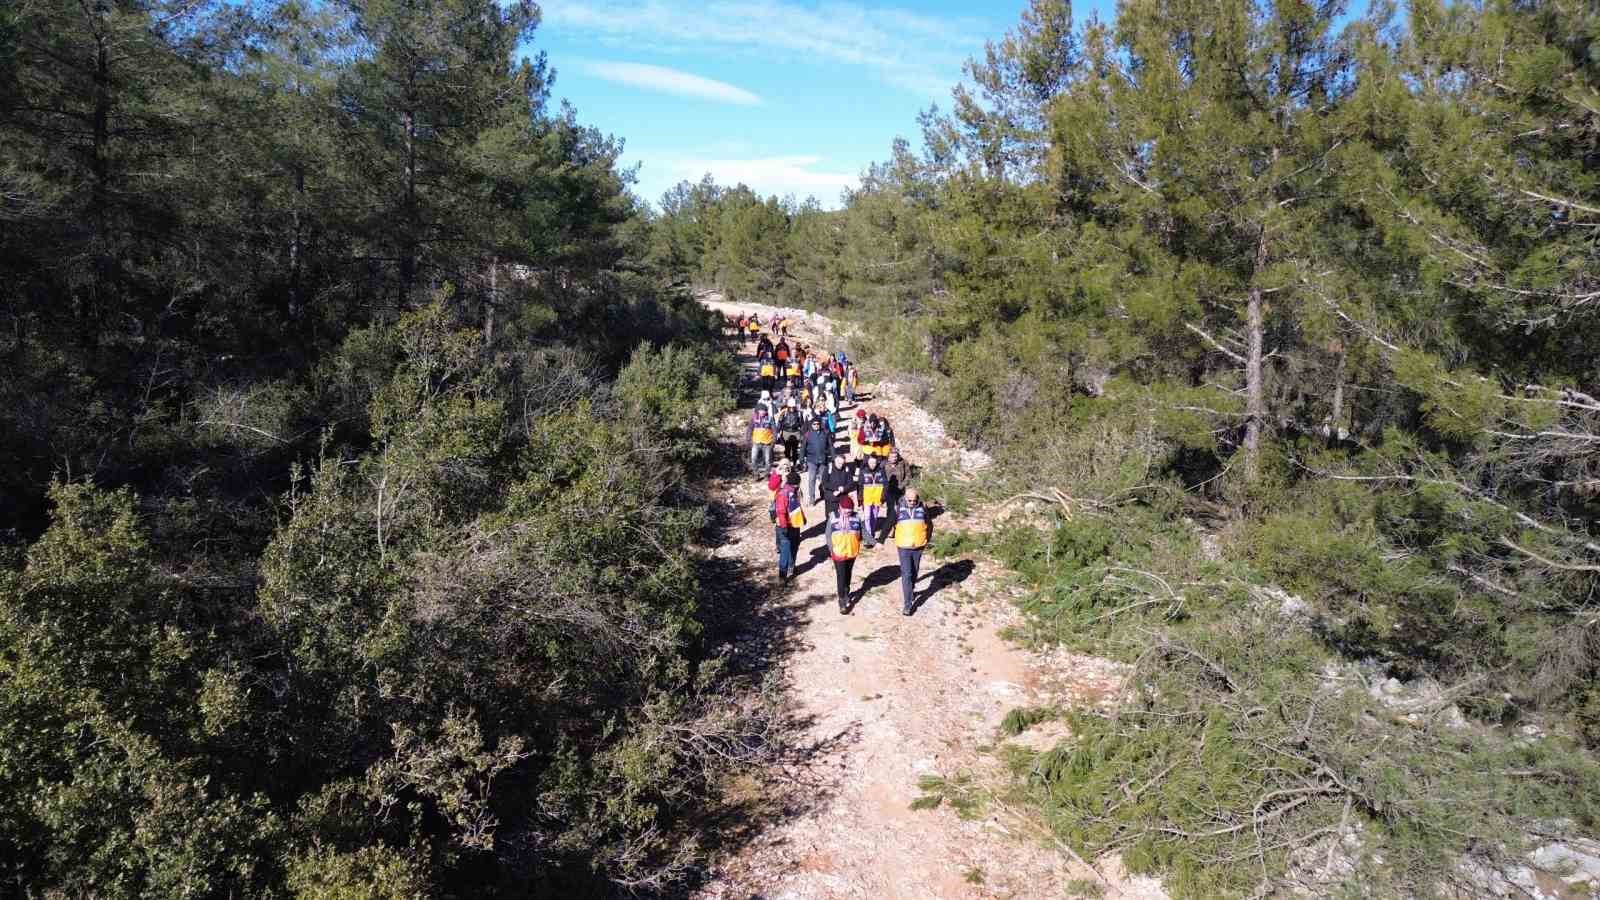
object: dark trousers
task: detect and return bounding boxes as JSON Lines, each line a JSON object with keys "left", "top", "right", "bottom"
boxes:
{"left": 776, "top": 526, "right": 799, "bottom": 577}
{"left": 897, "top": 547, "right": 923, "bottom": 613}
{"left": 833, "top": 558, "right": 854, "bottom": 605}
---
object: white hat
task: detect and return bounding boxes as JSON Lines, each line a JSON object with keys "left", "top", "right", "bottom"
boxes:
{"left": 760, "top": 390, "right": 771, "bottom": 400}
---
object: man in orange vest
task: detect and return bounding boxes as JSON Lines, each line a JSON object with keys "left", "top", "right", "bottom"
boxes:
{"left": 894, "top": 488, "right": 930, "bottom": 616}
{"left": 829, "top": 495, "right": 864, "bottom": 614}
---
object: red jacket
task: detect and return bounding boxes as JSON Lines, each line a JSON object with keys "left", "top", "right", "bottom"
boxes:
{"left": 773, "top": 484, "right": 800, "bottom": 528}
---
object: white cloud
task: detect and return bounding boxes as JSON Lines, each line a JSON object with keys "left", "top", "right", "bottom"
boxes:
{"left": 544, "top": 0, "right": 990, "bottom": 99}
{"left": 582, "top": 61, "right": 762, "bottom": 105}
{"left": 664, "top": 155, "right": 858, "bottom": 204}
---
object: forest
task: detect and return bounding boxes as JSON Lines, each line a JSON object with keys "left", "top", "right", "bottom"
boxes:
{"left": 657, "top": 0, "right": 1600, "bottom": 895}
{"left": 0, "top": 0, "right": 767, "bottom": 895}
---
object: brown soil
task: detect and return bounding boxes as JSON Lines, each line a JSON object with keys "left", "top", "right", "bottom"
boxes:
{"left": 694, "top": 297, "right": 1167, "bottom": 899}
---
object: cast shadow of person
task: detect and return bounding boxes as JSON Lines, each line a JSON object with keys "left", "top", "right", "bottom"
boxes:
{"left": 912, "top": 558, "right": 976, "bottom": 612}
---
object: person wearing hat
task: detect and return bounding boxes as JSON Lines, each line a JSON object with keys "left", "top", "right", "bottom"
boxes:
{"left": 829, "top": 495, "right": 864, "bottom": 614}
{"left": 757, "top": 389, "right": 778, "bottom": 421}
{"left": 802, "top": 417, "right": 830, "bottom": 504}
{"left": 749, "top": 403, "right": 775, "bottom": 474}
{"left": 821, "top": 446, "right": 857, "bottom": 546}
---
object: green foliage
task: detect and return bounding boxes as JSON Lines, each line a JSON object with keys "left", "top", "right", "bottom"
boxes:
{"left": 912, "top": 773, "right": 986, "bottom": 820}
{"left": 1000, "top": 705, "right": 1057, "bottom": 737}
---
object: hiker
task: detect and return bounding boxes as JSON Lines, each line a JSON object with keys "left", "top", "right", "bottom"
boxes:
{"left": 777, "top": 401, "right": 802, "bottom": 464}
{"left": 844, "top": 361, "right": 858, "bottom": 403}
{"left": 802, "top": 417, "right": 830, "bottom": 503}
{"left": 858, "top": 453, "right": 890, "bottom": 547}
{"left": 770, "top": 469, "right": 805, "bottom": 582}
{"left": 863, "top": 413, "right": 892, "bottom": 459}
{"left": 894, "top": 488, "right": 929, "bottom": 615}
{"left": 774, "top": 338, "right": 791, "bottom": 366}
{"left": 886, "top": 448, "right": 914, "bottom": 511}
{"left": 816, "top": 398, "right": 836, "bottom": 443}
{"left": 749, "top": 405, "right": 775, "bottom": 473}
{"left": 829, "top": 495, "right": 864, "bottom": 614}
{"left": 850, "top": 409, "right": 867, "bottom": 461}
{"left": 822, "top": 447, "right": 857, "bottom": 545}
{"left": 758, "top": 352, "right": 776, "bottom": 394}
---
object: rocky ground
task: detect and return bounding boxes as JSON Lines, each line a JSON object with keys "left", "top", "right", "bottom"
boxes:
{"left": 693, "top": 297, "right": 1166, "bottom": 900}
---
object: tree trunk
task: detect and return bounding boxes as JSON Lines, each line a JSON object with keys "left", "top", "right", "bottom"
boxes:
{"left": 86, "top": 28, "right": 112, "bottom": 350}
{"left": 1328, "top": 345, "right": 1346, "bottom": 445}
{"left": 289, "top": 166, "right": 304, "bottom": 321}
{"left": 400, "top": 103, "right": 416, "bottom": 305}
{"left": 484, "top": 256, "right": 497, "bottom": 345}
{"left": 1243, "top": 222, "right": 1268, "bottom": 481}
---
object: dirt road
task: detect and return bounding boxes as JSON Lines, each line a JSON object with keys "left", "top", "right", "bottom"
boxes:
{"left": 694, "top": 298, "right": 1166, "bottom": 899}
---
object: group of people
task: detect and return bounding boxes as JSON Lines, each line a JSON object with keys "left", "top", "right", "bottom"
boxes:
{"left": 738, "top": 312, "right": 931, "bottom": 617}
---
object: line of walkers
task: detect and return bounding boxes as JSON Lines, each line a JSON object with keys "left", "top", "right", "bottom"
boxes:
{"left": 740, "top": 309, "right": 932, "bottom": 614}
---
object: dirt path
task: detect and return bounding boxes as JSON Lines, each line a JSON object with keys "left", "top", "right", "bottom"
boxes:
{"left": 695, "top": 298, "right": 1167, "bottom": 899}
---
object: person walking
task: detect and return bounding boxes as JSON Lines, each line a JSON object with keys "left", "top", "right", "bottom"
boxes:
{"left": 886, "top": 448, "right": 914, "bottom": 512}
{"left": 802, "top": 418, "right": 830, "bottom": 504}
{"left": 858, "top": 453, "right": 890, "bottom": 547}
{"left": 829, "top": 496, "right": 864, "bottom": 614}
{"left": 894, "top": 488, "right": 930, "bottom": 616}
{"left": 771, "top": 470, "right": 805, "bottom": 582}
{"left": 821, "top": 448, "right": 857, "bottom": 546}
{"left": 777, "top": 401, "right": 802, "bottom": 464}
{"left": 749, "top": 405, "right": 775, "bottom": 473}
{"left": 758, "top": 352, "right": 777, "bottom": 394}
{"left": 850, "top": 409, "right": 867, "bottom": 461}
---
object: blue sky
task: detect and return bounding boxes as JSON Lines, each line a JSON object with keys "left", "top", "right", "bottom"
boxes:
{"left": 529, "top": 0, "right": 1119, "bottom": 210}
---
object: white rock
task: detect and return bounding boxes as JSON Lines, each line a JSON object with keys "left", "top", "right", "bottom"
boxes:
{"left": 1530, "top": 839, "right": 1600, "bottom": 884}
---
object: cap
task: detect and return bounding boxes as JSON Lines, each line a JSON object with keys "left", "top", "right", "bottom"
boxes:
{"left": 760, "top": 390, "right": 771, "bottom": 399}
{"left": 838, "top": 495, "right": 854, "bottom": 511}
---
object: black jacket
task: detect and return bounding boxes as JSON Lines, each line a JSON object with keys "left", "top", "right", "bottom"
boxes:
{"left": 822, "top": 461, "right": 857, "bottom": 514}
{"left": 803, "top": 425, "right": 831, "bottom": 463}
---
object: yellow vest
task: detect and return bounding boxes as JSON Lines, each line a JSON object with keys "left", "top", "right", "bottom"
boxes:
{"left": 894, "top": 506, "right": 928, "bottom": 549}
{"left": 830, "top": 528, "right": 861, "bottom": 560}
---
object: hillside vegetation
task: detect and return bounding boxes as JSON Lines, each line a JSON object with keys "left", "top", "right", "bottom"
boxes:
{"left": 0, "top": 0, "right": 765, "bottom": 895}
{"left": 657, "top": 0, "right": 1600, "bottom": 895}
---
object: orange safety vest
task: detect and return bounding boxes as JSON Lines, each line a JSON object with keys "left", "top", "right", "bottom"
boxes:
{"left": 830, "top": 518, "right": 862, "bottom": 561}
{"left": 752, "top": 412, "right": 775, "bottom": 445}
{"left": 894, "top": 503, "right": 928, "bottom": 549}
{"left": 862, "top": 482, "right": 886, "bottom": 508}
